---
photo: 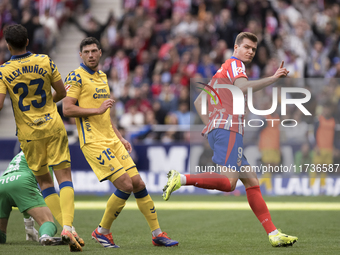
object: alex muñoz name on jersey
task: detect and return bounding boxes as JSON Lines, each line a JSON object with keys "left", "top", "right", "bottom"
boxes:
{"left": 4, "top": 64, "right": 48, "bottom": 84}
{"left": 93, "top": 88, "right": 110, "bottom": 99}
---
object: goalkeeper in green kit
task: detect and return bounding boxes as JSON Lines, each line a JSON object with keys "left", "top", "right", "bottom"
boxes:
{"left": 0, "top": 151, "right": 82, "bottom": 246}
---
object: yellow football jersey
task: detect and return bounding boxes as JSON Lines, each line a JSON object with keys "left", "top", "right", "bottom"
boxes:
{"left": 65, "top": 63, "right": 117, "bottom": 147}
{"left": 0, "top": 52, "right": 65, "bottom": 140}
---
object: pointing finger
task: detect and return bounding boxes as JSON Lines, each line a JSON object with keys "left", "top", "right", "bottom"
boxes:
{"left": 280, "top": 61, "right": 284, "bottom": 68}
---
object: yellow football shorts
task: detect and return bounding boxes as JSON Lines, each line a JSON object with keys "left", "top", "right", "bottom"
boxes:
{"left": 82, "top": 139, "right": 137, "bottom": 182}
{"left": 19, "top": 129, "right": 71, "bottom": 176}
{"left": 261, "top": 149, "right": 281, "bottom": 165}
{"left": 313, "top": 149, "right": 333, "bottom": 165}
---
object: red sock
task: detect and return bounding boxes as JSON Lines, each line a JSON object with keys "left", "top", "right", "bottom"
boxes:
{"left": 185, "top": 173, "right": 231, "bottom": 192}
{"left": 246, "top": 185, "right": 276, "bottom": 234}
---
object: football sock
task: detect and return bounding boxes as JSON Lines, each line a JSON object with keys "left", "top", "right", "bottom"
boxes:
{"left": 59, "top": 181, "right": 75, "bottom": 227}
{"left": 134, "top": 188, "right": 160, "bottom": 232}
{"left": 185, "top": 173, "right": 231, "bottom": 192}
{"left": 99, "top": 189, "right": 130, "bottom": 229}
{"left": 63, "top": 225, "right": 72, "bottom": 231}
{"left": 268, "top": 229, "right": 279, "bottom": 236}
{"left": 39, "top": 221, "right": 57, "bottom": 237}
{"left": 98, "top": 226, "right": 110, "bottom": 235}
{"left": 180, "top": 174, "right": 187, "bottom": 185}
{"left": 246, "top": 185, "right": 276, "bottom": 234}
{"left": 152, "top": 228, "right": 162, "bottom": 237}
{"left": 41, "top": 187, "right": 63, "bottom": 226}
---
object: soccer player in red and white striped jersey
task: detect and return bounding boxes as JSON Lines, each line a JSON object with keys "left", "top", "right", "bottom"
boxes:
{"left": 163, "top": 32, "right": 298, "bottom": 247}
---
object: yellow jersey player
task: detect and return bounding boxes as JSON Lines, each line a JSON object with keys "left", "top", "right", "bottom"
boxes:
{"left": 0, "top": 24, "right": 82, "bottom": 252}
{"left": 63, "top": 37, "right": 178, "bottom": 248}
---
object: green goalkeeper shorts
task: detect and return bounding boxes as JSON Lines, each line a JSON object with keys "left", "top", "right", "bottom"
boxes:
{"left": 0, "top": 172, "right": 46, "bottom": 218}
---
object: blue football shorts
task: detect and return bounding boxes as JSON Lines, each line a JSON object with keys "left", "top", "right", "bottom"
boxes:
{"left": 208, "top": 129, "right": 249, "bottom": 172}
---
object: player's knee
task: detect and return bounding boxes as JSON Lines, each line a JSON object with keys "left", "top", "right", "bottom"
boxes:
{"left": 120, "top": 179, "right": 133, "bottom": 193}
{"left": 133, "top": 179, "right": 145, "bottom": 192}
{"left": 229, "top": 180, "right": 237, "bottom": 191}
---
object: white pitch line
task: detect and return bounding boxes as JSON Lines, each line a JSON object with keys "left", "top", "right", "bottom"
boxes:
{"left": 74, "top": 201, "right": 340, "bottom": 210}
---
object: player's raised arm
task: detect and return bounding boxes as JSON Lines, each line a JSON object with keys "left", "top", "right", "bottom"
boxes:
{"left": 234, "top": 61, "right": 289, "bottom": 94}
{"left": 63, "top": 96, "right": 114, "bottom": 118}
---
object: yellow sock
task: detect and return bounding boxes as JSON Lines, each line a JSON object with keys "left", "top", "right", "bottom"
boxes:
{"left": 41, "top": 187, "right": 63, "bottom": 226}
{"left": 99, "top": 190, "right": 130, "bottom": 229}
{"left": 135, "top": 189, "right": 160, "bottom": 231}
{"left": 59, "top": 182, "right": 74, "bottom": 227}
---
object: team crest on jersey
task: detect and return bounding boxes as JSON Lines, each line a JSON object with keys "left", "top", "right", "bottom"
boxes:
{"left": 237, "top": 158, "right": 242, "bottom": 167}
{"left": 65, "top": 84, "right": 72, "bottom": 92}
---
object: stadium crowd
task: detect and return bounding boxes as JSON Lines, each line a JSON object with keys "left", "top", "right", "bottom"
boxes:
{"left": 1, "top": 0, "right": 340, "bottom": 146}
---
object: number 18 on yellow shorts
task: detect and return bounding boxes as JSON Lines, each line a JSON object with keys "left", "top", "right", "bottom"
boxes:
{"left": 82, "top": 140, "right": 137, "bottom": 182}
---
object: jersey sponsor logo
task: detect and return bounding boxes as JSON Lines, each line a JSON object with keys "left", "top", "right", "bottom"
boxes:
{"left": 237, "top": 158, "right": 242, "bottom": 167}
{"left": 27, "top": 113, "right": 53, "bottom": 127}
{"left": 93, "top": 87, "right": 110, "bottom": 99}
{"left": 0, "top": 174, "right": 22, "bottom": 184}
{"left": 84, "top": 117, "right": 91, "bottom": 131}
{"left": 121, "top": 154, "right": 130, "bottom": 160}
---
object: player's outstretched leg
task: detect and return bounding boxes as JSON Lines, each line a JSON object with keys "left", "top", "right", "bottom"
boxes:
{"left": 163, "top": 170, "right": 182, "bottom": 201}
{"left": 269, "top": 229, "right": 298, "bottom": 247}
{"left": 163, "top": 170, "right": 232, "bottom": 201}
{"left": 132, "top": 175, "right": 178, "bottom": 247}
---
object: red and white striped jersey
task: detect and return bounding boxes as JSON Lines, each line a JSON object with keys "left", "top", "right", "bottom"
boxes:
{"left": 202, "top": 56, "right": 247, "bottom": 136}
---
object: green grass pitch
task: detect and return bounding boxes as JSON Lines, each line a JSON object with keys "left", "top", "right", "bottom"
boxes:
{"left": 2, "top": 195, "right": 340, "bottom": 254}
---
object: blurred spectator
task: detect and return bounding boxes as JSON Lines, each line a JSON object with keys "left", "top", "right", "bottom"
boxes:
{"left": 161, "top": 114, "right": 182, "bottom": 143}
{"left": 21, "top": 10, "right": 42, "bottom": 52}
{"left": 119, "top": 105, "right": 145, "bottom": 128}
{"left": 103, "top": 49, "right": 130, "bottom": 83}
{"left": 284, "top": 109, "right": 309, "bottom": 144}
{"left": 294, "top": 143, "right": 313, "bottom": 173}
{"left": 125, "top": 88, "right": 152, "bottom": 114}
{"left": 108, "top": 68, "right": 125, "bottom": 99}
{"left": 150, "top": 73, "right": 162, "bottom": 97}
{"left": 174, "top": 101, "right": 192, "bottom": 125}
{"left": 312, "top": 102, "right": 336, "bottom": 189}
{"left": 307, "top": 41, "right": 329, "bottom": 77}
{"left": 152, "top": 100, "right": 167, "bottom": 124}
{"left": 197, "top": 54, "right": 217, "bottom": 78}
{"left": 159, "top": 84, "right": 178, "bottom": 113}
{"left": 70, "top": 11, "right": 114, "bottom": 42}
{"left": 39, "top": 9, "right": 59, "bottom": 54}
{"left": 216, "top": 9, "right": 235, "bottom": 49}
